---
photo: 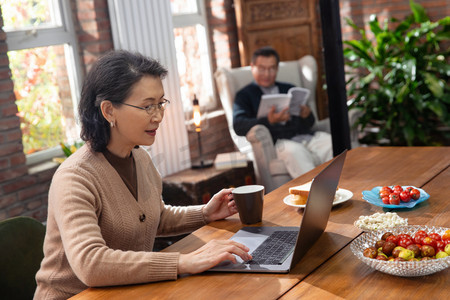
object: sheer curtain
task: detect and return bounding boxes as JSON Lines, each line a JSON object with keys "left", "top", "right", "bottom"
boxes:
{"left": 107, "top": 0, "right": 190, "bottom": 176}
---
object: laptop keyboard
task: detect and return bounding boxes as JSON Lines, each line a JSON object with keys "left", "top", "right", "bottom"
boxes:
{"left": 248, "top": 231, "right": 298, "bottom": 265}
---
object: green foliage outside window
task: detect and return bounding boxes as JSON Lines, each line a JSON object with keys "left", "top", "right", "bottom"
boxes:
{"left": 9, "top": 47, "right": 65, "bottom": 154}
{"left": 2, "top": 0, "right": 66, "bottom": 154}
{"left": 0, "top": 0, "right": 51, "bottom": 30}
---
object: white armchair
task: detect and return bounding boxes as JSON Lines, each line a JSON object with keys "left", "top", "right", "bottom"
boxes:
{"left": 214, "top": 55, "right": 359, "bottom": 192}
{"left": 215, "top": 55, "right": 323, "bottom": 192}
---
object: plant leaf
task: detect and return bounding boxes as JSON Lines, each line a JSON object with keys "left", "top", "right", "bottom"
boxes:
{"left": 409, "top": 0, "right": 429, "bottom": 23}
{"left": 426, "top": 100, "right": 445, "bottom": 119}
{"left": 344, "top": 40, "right": 373, "bottom": 62}
{"left": 396, "top": 83, "right": 410, "bottom": 103}
{"left": 394, "top": 16, "right": 413, "bottom": 35}
{"left": 423, "top": 72, "right": 444, "bottom": 98}
{"left": 435, "top": 30, "right": 450, "bottom": 41}
{"left": 369, "top": 14, "right": 383, "bottom": 36}
{"left": 429, "top": 60, "right": 450, "bottom": 77}
{"left": 438, "top": 16, "right": 450, "bottom": 26}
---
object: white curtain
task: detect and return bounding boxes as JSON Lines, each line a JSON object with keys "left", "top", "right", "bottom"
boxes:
{"left": 107, "top": 0, "right": 191, "bottom": 176}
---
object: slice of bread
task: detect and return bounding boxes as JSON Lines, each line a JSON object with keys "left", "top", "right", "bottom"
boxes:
{"left": 289, "top": 181, "right": 340, "bottom": 206}
{"left": 288, "top": 181, "right": 312, "bottom": 205}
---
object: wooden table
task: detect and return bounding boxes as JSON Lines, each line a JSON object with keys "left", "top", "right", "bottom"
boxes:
{"left": 71, "top": 147, "right": 450, "bottom": 299}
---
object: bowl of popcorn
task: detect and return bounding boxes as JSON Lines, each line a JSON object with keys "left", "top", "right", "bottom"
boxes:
{"left": 354, "top": 212, "right": 408, "bottom": 231}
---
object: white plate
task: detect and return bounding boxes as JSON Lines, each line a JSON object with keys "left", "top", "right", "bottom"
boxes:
{"left": 283, "top": 188, "right": 353, "bottom": 208}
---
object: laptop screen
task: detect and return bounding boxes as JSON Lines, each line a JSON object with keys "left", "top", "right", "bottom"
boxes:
{"left": 290, "top": 149, "right": 347, "bottom": 268}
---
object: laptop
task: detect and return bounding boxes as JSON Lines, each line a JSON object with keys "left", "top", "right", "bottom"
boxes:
{"left": 209, "top": 149, "right": 347, "bottom": 273}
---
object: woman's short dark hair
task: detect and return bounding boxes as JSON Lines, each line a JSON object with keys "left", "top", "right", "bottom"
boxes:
{"left": 78, "top": 50, "right": 168, "bottom": 152}
{"left": 251, "top": 46, "right": 280, "bottom": 65}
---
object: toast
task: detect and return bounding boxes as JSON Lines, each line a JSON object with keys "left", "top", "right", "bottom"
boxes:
{"left": 288, "top": 181, "right": 312, "bottom": 205}
{"left": 289, "top": 181, "right": 339, "bottom": 205}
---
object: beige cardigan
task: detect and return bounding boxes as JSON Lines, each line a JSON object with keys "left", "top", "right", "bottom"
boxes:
{"left": 34, "top": 145, "right": 206, "bottom": 299}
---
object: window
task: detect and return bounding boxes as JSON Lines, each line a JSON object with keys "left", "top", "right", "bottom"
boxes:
{"left": 170, "top": 0, "right": 215, "bottom": 112}
{"left": 1, "top": 0, "right": 82, "bottom": 164}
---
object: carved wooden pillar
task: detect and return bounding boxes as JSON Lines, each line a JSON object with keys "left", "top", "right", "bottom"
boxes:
{"left": 234, "top": 0, "right": 328, "bottom": 119}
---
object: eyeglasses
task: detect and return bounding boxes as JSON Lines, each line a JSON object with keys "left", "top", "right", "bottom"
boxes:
{"left": 121, "top": 99, "right": 170, "bottom": 115}
{"left": 254, "top": 65, "right": 278, "bottom": 74}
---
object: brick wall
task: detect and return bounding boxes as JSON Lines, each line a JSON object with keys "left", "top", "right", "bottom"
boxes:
{"left": 206, "top": 0, "right": 241, "bottom": 69}
{"left": 0, "top": 7, "right": 30, "bottom": 220}
{"left": 340, "top": 0, "right": 449, "bottom": 41}
{"left": 73, "top": 0, "right": 114, "bottom": 73}
{"left": 0, "top": 0, "right": 447, "bottom": 222}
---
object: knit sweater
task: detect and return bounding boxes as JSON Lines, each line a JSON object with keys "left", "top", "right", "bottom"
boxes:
{"left": 34, "top": 145, "right": 207, "bottom": 299}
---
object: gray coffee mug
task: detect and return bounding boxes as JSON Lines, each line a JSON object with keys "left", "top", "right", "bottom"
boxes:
{"left": 232, "top": 185, "right": 265, "bottom": 224}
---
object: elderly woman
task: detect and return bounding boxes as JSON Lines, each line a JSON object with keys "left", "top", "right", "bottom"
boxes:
{"left": 34, "top": 50, "right": 251, "bottom": 299}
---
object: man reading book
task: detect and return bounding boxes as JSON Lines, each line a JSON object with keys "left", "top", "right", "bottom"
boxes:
{"left": 232, "top": 46, "right": 332, "bottom": 178}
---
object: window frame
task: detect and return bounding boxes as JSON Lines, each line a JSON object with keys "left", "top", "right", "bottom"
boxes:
{"left": 171, "top": 0, "right": 217, "bottom": 112}
{"left": 3, "top": 0, "right": 83, "bottom": 165}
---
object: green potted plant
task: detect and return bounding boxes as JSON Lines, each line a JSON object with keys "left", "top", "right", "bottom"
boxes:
{"left": 344, "top": 0, "right": 450, "bottom": 146}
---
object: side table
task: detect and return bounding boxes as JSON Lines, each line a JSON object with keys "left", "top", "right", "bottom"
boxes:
{"left": 162, "top": 161, "right": 255, "bottom": 206}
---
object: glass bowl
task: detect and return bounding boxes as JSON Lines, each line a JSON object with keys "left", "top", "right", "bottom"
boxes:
{"left": 350, "top": 225, "right": 450, "bottom": 277}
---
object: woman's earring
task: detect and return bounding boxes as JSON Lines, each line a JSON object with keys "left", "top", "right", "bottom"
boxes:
{"left": 110, "top": 121, "right": 115, "bottom": 128}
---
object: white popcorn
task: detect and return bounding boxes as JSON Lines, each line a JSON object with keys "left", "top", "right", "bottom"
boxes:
{"left": 354, "top": 212, "right": 408, "bottom": 231}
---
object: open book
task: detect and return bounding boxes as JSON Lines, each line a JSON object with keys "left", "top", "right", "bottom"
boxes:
{"left": 256, "top": 87, "right": 310, "bottom": 119}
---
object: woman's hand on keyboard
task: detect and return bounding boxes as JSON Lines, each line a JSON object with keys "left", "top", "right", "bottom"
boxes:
{"left": 177, "top": 239, "right": 252, "bottom": 274}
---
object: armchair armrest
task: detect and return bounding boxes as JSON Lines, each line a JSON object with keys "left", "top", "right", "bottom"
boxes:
{"left": 246, "top": 125, "right": 276, "bottom": 162}
{"left": 313, "top": 118, "right": 331, "bottom": 133}
{"left": 246, "top": 125, "right": 291, "bottom": 192}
